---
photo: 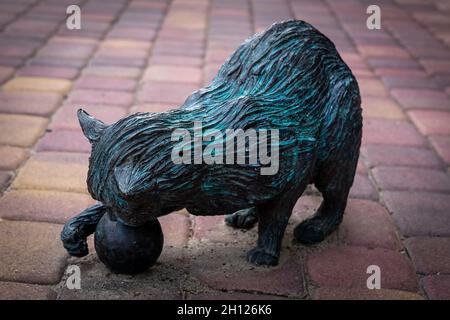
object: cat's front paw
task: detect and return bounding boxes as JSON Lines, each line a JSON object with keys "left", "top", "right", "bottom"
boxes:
{"left": 246, "top": 247, "right": 278, "bottom": 266}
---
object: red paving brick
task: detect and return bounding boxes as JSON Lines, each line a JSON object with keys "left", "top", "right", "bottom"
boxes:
{"left": 30, "top": 56, "right": 87, "bottom": 69}
{"left": 130, "top": 103, "right": 177, "bottom": 113}
{"left": 381, "top": 75, "right": 441, "bottom": 90}
{"left": 391, "top": 89, "right": 450, "bottom": 110}
{"left": 0, "top": 171, "right": 13, "bottom": 192}
{"left": 362, "top": 145, "right": 443, "bottom": 169}
{"left": 51, "top": 104, "right": 127, "bottom": 130}
{"left": 159, "top": 211, "right": 191, "bottom": 248}
{"left": 349, "top": 173, "right": 378, "bottom": 200}
{"left": 0, "top": 65, "right": 14, "bottom": 84}
{"left": 372, "top": 166, "right": 450, "bottom": 192}
{"left": 190, "top": 247, "right": 306, "bottom": 297}
{"left": 339, "top": 199, "right": 401, "bottom": 250}
{"left": 188, "top": 292, "right": 287, "bottom": 300}
{"left": 362, "top": 119, "right": 426, "bottom": 147}
{"left": 75, "top": 75, "right": 137, "bottom": 91}
{"left": 404, "top": 237, "right": 450, "bottom": 274}
{"left": 37, "top": 129, "right": 91, "bottom": 153}
{"left": 69, "top": 89, "right": 134, "bottom": 106}
{"left": 408, "top": 110, "right": 450, "bottom": 135}
{"left": 420, "top": 59, "right": 450, "bottom": 75}
{"left": 0, "top": 91, "right": 62, "bottom": 117}
{"left": 90, "top": 56, "right": 147, "bottom": 68}
{"left": 137, "top": 81, "right": 200, "bottom": 104}
{"left": 193, "top": 215, "right": 242, "bottom": 244}
{"left": 383, "top": 191, "right": 450, "bottom": 237}
{"left": 307, "top": 246, "right": 418, "bottom": 292}
{"left": 421, "top": 276, "right": 450, "bottom": 300}
{"left": 429, "top": 135, "right": 450, "bottom": 165}
{"left": 357, "top": 44, "right": 410, "bottom": 59}
{"left": 313, "top": 287, "right": 423, "bottom": 300}
{"left": 17, "top": 65, "right": 79, "bottom": 80}
{"left": 0, "top": 0, "right": 450, "bottom": 300}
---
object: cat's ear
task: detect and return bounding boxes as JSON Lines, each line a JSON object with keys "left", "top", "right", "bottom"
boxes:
{"left": 77, "top": 109, "right": 106, "bottom": 144}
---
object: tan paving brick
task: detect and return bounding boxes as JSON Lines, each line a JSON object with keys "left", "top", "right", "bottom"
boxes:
{"left": 0, "top": 146, "right": 28, "bottom": 170}
{"left": 0, "top": 189, "right": 95, "bottom": 224}
{"left": 57, "top": 253, "right": 182, "bottom": 300}
{"left": 143, "top": 65, "right": 202, "bottom": 84}
{"left": 362, "top": 97, "right": 405, "bottom": 119}
{"left": 0, "top": 281, "right": 56, "bottom": 300}
{"left": 166, "top": 12, "right": 207, "bottom": 30}
{"left": 3, "top": 77, "right": 72, "bottom": 94}
{"left": 100, "top": 39, "right": 151, "bottom": 49}
{"left": 358, "top": 78, "right": 388, "bottom": 98}
{"left": 36, "top": 42, "right": 95, "bottom": 60}
{"left": 0, "top": 114, "right": 48, "bottom": 147}
{"left": 0, "top": 220, "right": 68, "bottom": 284}
{"left": 13, "top": 152, "right": 89, "bottom": 193}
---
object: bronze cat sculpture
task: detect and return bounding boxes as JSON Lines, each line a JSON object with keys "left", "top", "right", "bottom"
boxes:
{"left": 61, "top": 20, "right": 362, "bottom": 273}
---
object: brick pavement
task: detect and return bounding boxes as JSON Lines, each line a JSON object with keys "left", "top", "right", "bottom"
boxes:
{"left": 0, "top": 0, "right": 449, "bottom": 300}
